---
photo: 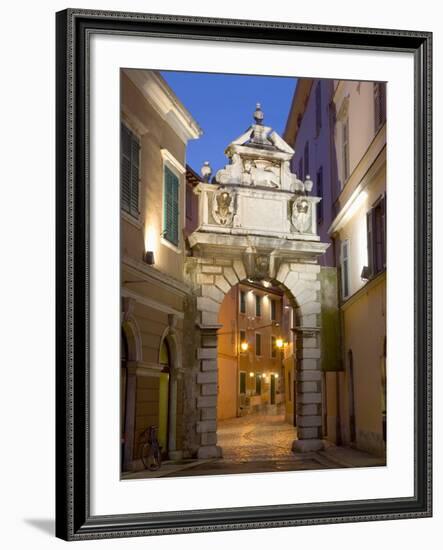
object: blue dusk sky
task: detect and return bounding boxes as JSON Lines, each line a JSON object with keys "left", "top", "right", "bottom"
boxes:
{"left": 161, "top": 71, "right": 297, "bottom": 177}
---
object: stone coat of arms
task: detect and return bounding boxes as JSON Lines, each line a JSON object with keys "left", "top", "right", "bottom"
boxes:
{"left": 212, "top": 189, "right": 235, "bottom": 226}
{"left": 292, "top": 196, "right": 312, "bottom": 233}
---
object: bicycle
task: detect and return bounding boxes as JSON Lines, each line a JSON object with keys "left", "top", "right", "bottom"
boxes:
{"left": 140, "top": 425, "right": 162, "bottom": 471}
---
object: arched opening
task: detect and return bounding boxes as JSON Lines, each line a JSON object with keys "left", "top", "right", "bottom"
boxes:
{"left": 215, "top": 278, "right": 298, "bottom": 461}
{"left": 381, "top": 337, "right": 387, "bottom": 443}
{"left": 121, "top": 330, "right": 129, "bottom": 469}
{"left": 158, "top": 338, "right": 171, "bottom": 457}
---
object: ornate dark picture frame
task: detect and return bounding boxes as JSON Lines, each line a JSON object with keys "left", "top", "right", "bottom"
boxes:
{"left": 55, "top": 9, "right": 432, "bottom": 541}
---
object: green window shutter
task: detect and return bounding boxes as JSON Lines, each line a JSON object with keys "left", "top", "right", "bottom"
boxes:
{"left": 121, "top": 124, "right": 131, "bottom": 213}
{"left": 120, "top": 124, "right": 139, "bottom": 217}
{"left": 130, "top": 138, "right": 139, "bottom": 216}
{"left": 164, "top": 166, "right": 180, "bottom": 246}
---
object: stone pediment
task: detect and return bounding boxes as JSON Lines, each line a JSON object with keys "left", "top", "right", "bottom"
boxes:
{"left": 214, "top": 103, "right": 304, "bottom": 192}
{"left": 191, "top": 103, "right": 322, "bottom": 246}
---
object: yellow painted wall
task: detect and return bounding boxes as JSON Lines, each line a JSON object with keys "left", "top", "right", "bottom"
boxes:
{"left": 341, "top": 275, "right": 386, "bottom": 455}
{"left": 121, "top": 71, "right": 188, "bottom": 282}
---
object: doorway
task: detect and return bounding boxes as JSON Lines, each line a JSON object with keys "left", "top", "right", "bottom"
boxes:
{"left": 158, "top": 339, "right": 171, "bottom": 456}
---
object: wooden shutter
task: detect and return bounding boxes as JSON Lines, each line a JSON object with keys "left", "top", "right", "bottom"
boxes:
{"left": 255, "top": 333, "right": 261, "bottom": 356}
{"left": 120, "top": 124, "right": 139, "bottom": 217}
{"left": 367, "top": 209, "right": 375, "bottom": 276}
{"left": 239, "top": 372, "right": 246, "bottom": 395}
{"left": 164, "top": 166, "right": 179, "bottom": 246}
{"left": 374, "top": 82, "right": 386, "bottom": 132}
{"left": 130, "top": 137, "right": 139, "bottom": 216}
{"left": 341, "top": 240, "right": 350, "bottom": 298}
{"left": 121, "top": 124, "right": 131, "bottom": 213}
{"left": 255, "top": 294, "right": 261, "bottom": 317}
{"left": 271, "top": 336, "right": 277, "bottom": 358}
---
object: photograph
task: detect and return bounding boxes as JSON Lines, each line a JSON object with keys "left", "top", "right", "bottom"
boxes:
{"left": 119, "top": 69, "right": 387, "bottom": 480}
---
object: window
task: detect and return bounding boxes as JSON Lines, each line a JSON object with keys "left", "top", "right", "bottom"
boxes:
{"left": 270, "top": 299, "right": 276, "bottom": 321}
{"left": 271, "top": 336, "right": 277, "bottom": 358}
{"left": 315, "top": 82, "right": 322, "bottom": 136}
{"left": 298, "top": 157, "right": 304, "bottom": 180}
{"left": 255, "top": 373, "right": 262, "bottom": 395}
{"left": 341, "top": 240, "right": 350, "bottom": 299}
{"left": 120, "top": 123, "right": 140, "bottom": 218}
{"left": 255, "top": 333, "right": 262, "bottom": 356}
{"left": 163, "top": 165, "right": 180, "bottom": 246}
{"left": 367, "top": 195, "right": 386, "bottom": 277}
{"left": 316, "top": 166, "right": 324, "bottom": 224}
{"left": 304, "top": 141, "right": 310, "bottom": 177}
{"left": 239, "top": 290, "right": 246, "bottom": 314}
{"left": 342, "top": 119, "right": 349, "bottom": 183}
{"left": 255, "top": 294, "right": 261, "bottom": 317}
{"left": 374, "top": 82, "right": 386, "bottom": 132}
{"left": 239, "top": 372, "right": 246, "bottom": 395}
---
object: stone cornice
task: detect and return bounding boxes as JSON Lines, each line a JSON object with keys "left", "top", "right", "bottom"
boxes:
{"left": 123, "top": 69, "right": 202, "bottom": 143}
{"left": 122, "top": 255, "right": 191, "bottom": 297}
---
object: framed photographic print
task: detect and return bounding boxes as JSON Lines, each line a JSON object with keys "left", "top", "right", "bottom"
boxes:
{"left": 55, "top": 9, "right": 432, "bottom": 540}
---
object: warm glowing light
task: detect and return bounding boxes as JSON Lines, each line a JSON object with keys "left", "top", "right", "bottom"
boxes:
{"left": 240, "top": 341, "right": 249, "bottom": 352}
{"left": 249, "top": 372, "right": 254, "bottom": 378}
{"left": 274, "top": 373, "right": 279, "bottom": 379}
{"left": 275, "top": 338, "right": 284, "bottom": 349}
{"left": 144, "top": 225, "right": 157, "bottom": 254}
{"left": 262, "top": 280, "right": 271, "bottom": 288}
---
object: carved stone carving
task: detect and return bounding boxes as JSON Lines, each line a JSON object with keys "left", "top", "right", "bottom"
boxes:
{"left": 215, "top": 153, "right": 243, "bottom": 184}
{"left": 212, "top": 189, "right": 234, "bottom": 226}
{"left": 292, "top": 197, "right": 312, "bottom": 233}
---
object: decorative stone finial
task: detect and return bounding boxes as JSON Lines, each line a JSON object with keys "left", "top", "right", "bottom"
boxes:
{"left": 201, "top": 161, "right": 212, "bottom": 182}
{"left": 253, "top": 102, "right": 264, "bottom": 125}
{"left": 304, "top": 174, "right": 313, "bottom": 193}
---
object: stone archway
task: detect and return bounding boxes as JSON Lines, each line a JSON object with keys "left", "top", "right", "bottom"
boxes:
{"left": 158, "top": 316, "right": 184, "bottom": 460}
{"left": 185, "top": 251, "right": 325, "bottom": 458}
{"left": 121, "top": 297, "right": 143, "bottom": 470}
{"left": 183, "top": 104, "right": 328, "bottom": 458}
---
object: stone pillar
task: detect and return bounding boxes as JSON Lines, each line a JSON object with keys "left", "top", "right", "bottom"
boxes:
{"left": 196, "top": 326, "right": 222, "bottom": 459}
{"left": 292, "top": 327, "right": 323, "bottom": 452}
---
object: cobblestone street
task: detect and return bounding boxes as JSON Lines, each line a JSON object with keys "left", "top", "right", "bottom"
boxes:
{"left": 123, "top": 412, "right": 385, "bottom": 480}
{"left": 217, "top": 412, "right": 298, "bottom": 462}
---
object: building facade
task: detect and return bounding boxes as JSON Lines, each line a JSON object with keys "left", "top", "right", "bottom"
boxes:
{"left": 284, "top": 78, "right": 387, "bottom": 456}
{"left": 217, "top": 282, "right": 292, "bottom": 420}
{"left": 120, "top": 69, "right": 202, "bottom": 471}
{"left": 329, "top": 79, "right": 386, "bottom": 455}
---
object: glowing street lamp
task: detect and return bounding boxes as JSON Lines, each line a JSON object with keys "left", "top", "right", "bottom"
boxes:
{"left": 240, "top": 341, "right": 249, "bottom": 352}
{"left": 275, "top": 337, "right": 284, "bottom": 349}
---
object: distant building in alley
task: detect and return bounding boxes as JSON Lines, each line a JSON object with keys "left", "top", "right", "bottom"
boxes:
{"left": 217, "top": 282, "right": 294, "bottom": 421}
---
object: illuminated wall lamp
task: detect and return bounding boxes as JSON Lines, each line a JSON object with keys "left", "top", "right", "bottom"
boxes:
{"left": 275, "top": 337, "right": 284, "bottom": 349}
{"left": 144, "top": 251, "right": 155, "bottom": 265}
{"left": 249, "top": 372, "right": 254, "bottom": 378}
{"left": 240, "top": 341, "right": 249, "bottom": 352}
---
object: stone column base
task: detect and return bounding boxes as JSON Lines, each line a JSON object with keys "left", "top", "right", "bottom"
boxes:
{"left": 197, "top": 445, "right": 223, "bottom": 459}
{"left": 292, "top": 439, "right": 324, "bottom": 453}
